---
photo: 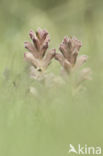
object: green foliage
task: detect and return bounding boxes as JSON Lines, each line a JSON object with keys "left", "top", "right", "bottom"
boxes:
{"left": 0, "top": 0, "right": 103, "bottom": 155}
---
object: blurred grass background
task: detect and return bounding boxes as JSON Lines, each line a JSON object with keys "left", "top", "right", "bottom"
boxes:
{"left": 0, "top": 0, "right": 103, "bottom": 155}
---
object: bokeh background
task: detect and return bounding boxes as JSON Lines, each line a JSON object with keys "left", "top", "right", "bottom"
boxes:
{"left": 0, "top": 0, "right": 103, "bottom": 155}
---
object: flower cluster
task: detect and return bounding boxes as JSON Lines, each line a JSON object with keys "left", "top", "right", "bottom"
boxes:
{"left": 55, "top": 36, "right": 88, "bottom": 73}
{"left": 24, "top": 28, "right": 91, "bottom": 87}
{"left": 24, "top": 28, "right": 56, "bottom": 72}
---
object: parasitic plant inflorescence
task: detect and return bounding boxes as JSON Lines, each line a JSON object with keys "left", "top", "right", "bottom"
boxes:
{"left": 24, "top": 28, "right": 91, "bottom": 91}
{"left": 55, "top": 36, "right": 91, "bottom": 87}
{"left": 55, "top": 36, "right": 88, "bottom": 73}
{"left": 24, "top": 28, "right": 56, "bottom": 74}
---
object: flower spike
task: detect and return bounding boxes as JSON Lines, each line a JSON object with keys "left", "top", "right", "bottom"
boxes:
{"left": 24, "top": 28, "right": 56, "bottom": 72}
{"left": 55, "top": 36, "right": 88, "bottom": 73}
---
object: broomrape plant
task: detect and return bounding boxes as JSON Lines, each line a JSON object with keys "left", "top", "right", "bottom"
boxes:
{"left": 24, "top": 28, "right": 91, "bottom": 92}
{"left": 24, "top": 28, "right": 56, "bottom": 80}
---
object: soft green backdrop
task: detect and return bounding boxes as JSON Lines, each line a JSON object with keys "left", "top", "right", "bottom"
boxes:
{"left": 0, "top": 0, "right": 103, "bottom": 155}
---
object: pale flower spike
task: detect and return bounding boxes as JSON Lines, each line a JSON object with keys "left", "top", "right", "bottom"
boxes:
{"left": 24, "top": 28, "right": 56, "bottom": 72}
{"left": 24, "top": 28, "right": 91, "bottom": 89}
{"left": 55, "top": 36, "right": 88, "bottom": 73}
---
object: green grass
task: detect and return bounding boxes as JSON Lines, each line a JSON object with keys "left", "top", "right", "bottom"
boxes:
{"left": 0, "top": 0, "right": 103, "bottom": 155}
